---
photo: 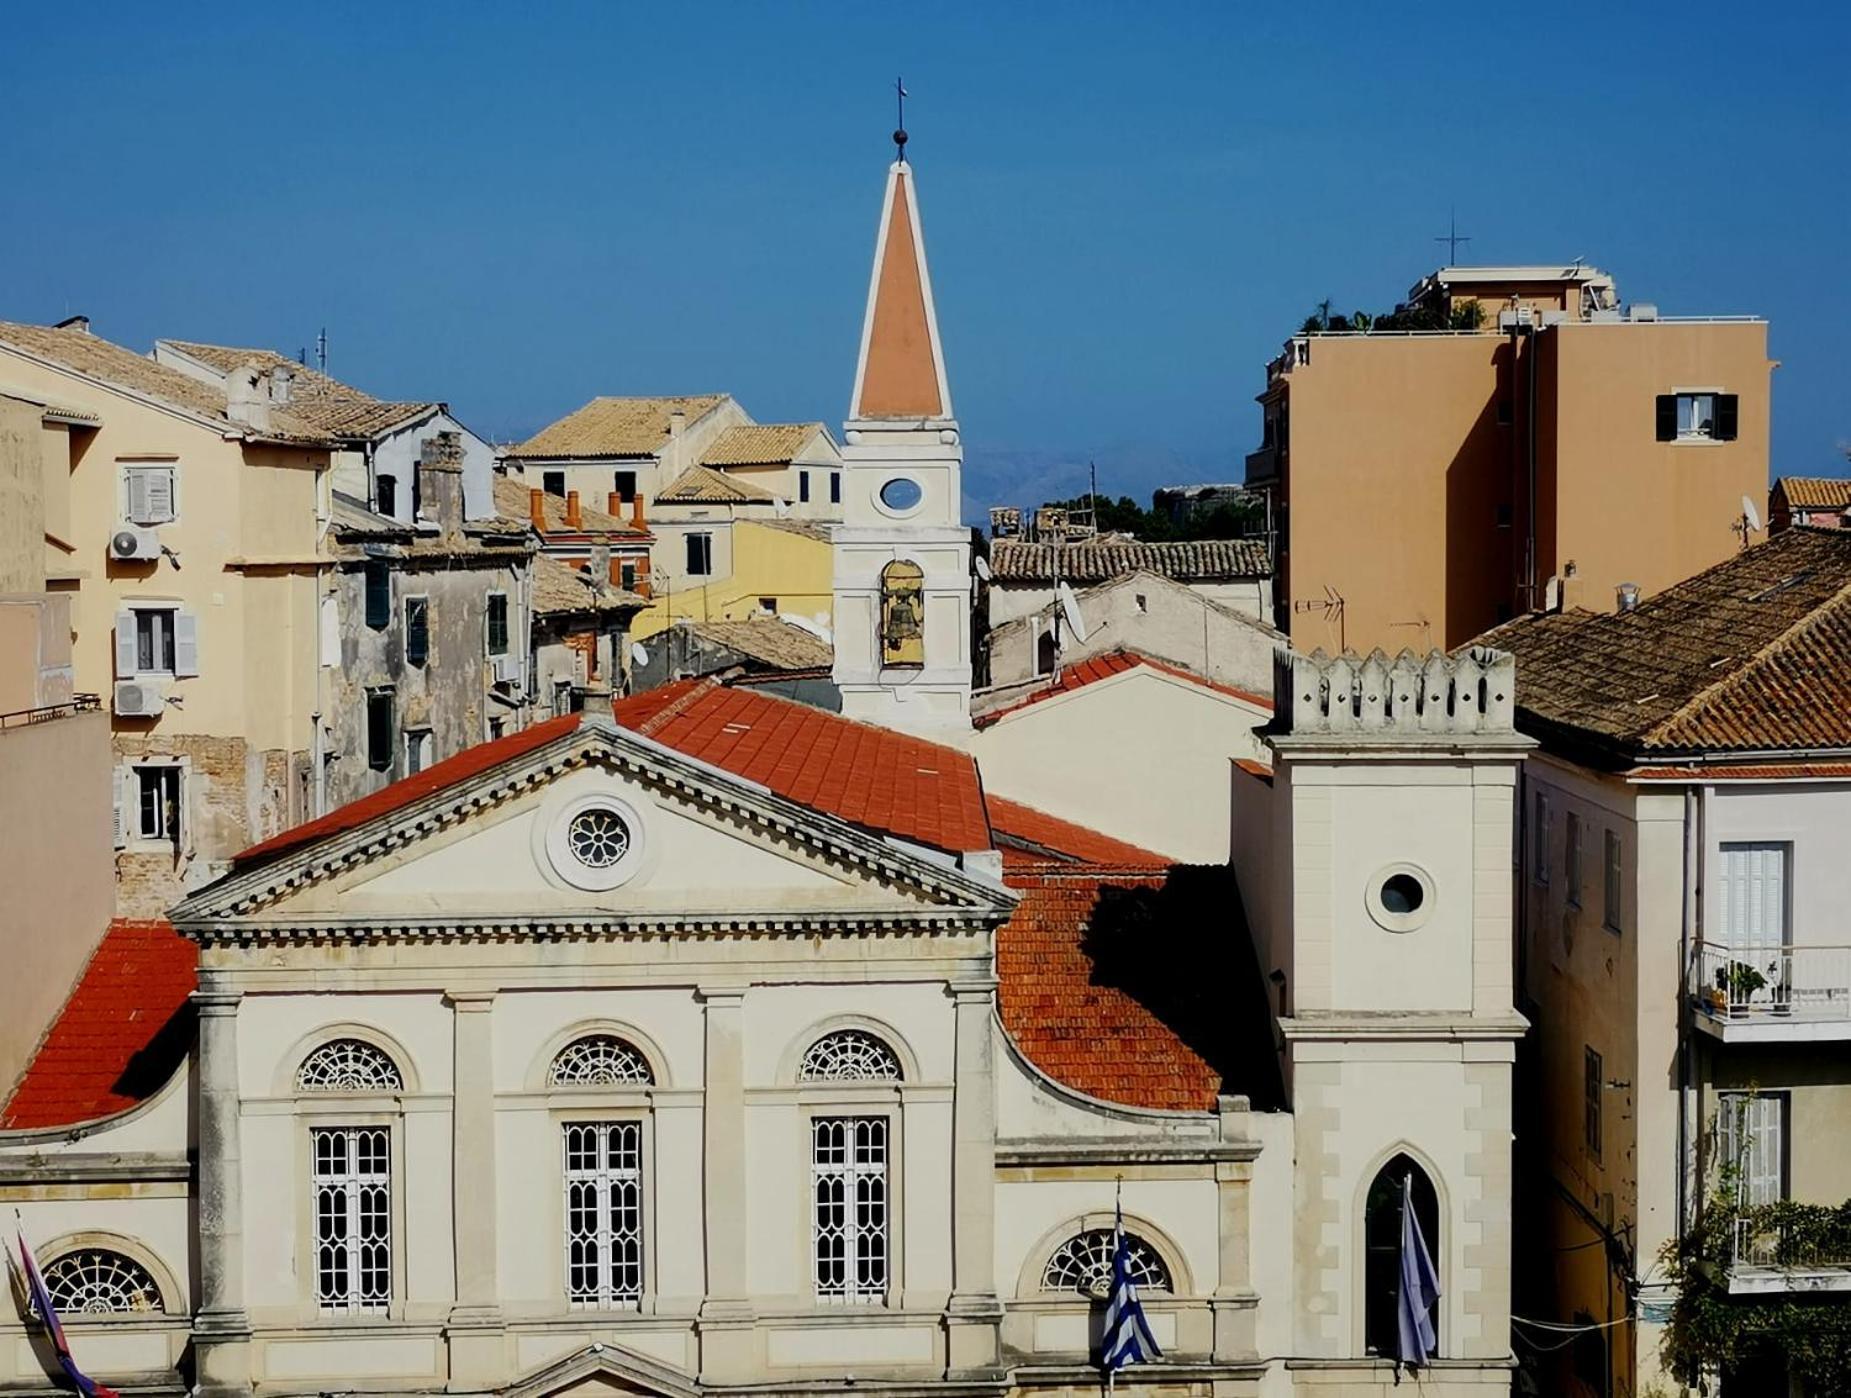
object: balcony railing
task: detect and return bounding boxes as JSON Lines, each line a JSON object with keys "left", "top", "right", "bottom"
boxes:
{"left": 1690, "top": 940, "right": 1851, "bottom": 1025}
{"left": 0, "top": 694, "right": 100, "bottom": 732}
{"left": 1728, "top": 1203, "right": 1851, "bottom": 1292}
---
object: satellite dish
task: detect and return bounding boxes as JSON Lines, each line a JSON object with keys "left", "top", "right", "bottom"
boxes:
{"left": 973, "top": 555, "right": 992, "bottom": 582}
{"left": 1056, "top": 581, "right": 1088, "bottom": 643}
{"left": 1742, "top": 495, "right": 1762, "bottom": 533}
{"left": 630, "top": 642, "right": 649, "bottom": 666}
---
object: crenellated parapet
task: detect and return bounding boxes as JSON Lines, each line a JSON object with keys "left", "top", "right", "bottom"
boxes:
{"left": 1272, "top": 645, "right": 1516, "bottom": 738}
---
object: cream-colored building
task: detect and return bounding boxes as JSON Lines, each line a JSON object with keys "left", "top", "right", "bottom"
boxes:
{"left": 1248, "top": 265, "right": 1773, "bottom": 653}
{"left": 0, "top": 318, "right": 336, "bottom": 915}
{"left": 1485, "top": 526, "right": 1851, "bottom": 1397}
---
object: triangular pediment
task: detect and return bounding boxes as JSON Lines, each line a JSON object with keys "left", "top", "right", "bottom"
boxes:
{"left": 172, "top": 717, "right": 1013, "bottom": 938}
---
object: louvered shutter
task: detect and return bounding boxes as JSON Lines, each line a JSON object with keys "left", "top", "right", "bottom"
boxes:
{"left": 113, "top": 768, "right": 130, "bottom": 849}
{"left": 1714, "top": 394, "right": 1739, "bottom": 442}
{"left": 115, "top": 611, "right": 140, "bottom": 676}
{"left": 144, "top": 468, "right": 175, "bottom": 523}
{"left": 173, "top": 612, "right": 200, "bottom": 677}
{"left": 126, "top": 469, "right": 151, "bottom": 524}
{"left": 1655, "top": 395, "right": 1677, "bottom": 442}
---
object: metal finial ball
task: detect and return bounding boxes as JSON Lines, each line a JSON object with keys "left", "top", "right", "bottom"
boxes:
{"left": 892, "top": 128, "right": 908, "bottom": 148}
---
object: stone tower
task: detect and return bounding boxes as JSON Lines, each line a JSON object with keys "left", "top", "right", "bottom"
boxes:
{"left": 831, "top": 157, "right": 973, "bottom": 735}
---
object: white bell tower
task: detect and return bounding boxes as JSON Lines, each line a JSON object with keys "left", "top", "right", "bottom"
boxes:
{"left": 831, "top": 155, "right": 973, "bottom": 736}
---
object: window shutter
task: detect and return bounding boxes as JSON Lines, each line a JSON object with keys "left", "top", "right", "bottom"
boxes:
{"left": 406, "top": 598, "right": 428, "bottom": 667}
{"left": 113, "top": 768, "right": 129, "bottom": 849}
{"left": 172, "top": 612, "right": 200, "bottom": 677}
{"left": 114, "top": 611, "right": 140, "bottom": 676}
{"left": 1715, "top": 394, "right": 1739, "bottom": 442}
{"left": 365, "top": 562, "right": 390, "bottom": 629}
{"left": 1655, "top": 395, "right": 1677, "bottom": 442}
{"left": 145, "top": 468, "right": 175, "bottom": 523}
{"left": 126, "top": 469, "right": 151, "bottom": 524}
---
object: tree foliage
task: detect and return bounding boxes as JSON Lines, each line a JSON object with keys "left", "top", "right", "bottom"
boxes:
{"left": 1037, "top": 492, "right": 1262, "bottom": 543}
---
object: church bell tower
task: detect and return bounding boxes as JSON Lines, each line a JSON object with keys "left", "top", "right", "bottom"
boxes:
{"left": 831, "top": 148, "right": 973, "bottom": 736}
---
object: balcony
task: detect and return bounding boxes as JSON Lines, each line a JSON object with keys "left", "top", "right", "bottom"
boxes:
{"left": 1689, "top": 941, "right": 1851, "bottom": 1043}
{"left": 1728, "top": 1204, "right": 1851, "bottom": 1295}
{"left": 1243, "top": 447, "right": 1279, "bottom": 484}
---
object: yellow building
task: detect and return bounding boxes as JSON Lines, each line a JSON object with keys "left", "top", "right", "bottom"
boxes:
{"left": 0, "top": 319, "right": 334, "bottom": 914}
{"left": 1248, "top": 265, "right": 1772, "bottom": 653}
{"left": 630, "top": 516, "right": 832, "bottom": 641}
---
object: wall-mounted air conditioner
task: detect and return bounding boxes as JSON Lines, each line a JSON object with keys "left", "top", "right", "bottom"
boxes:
{"left": 113, "top": 679, "right": 167, "bottom": 716}
{"left": 109, "top": 527, "right": 161, "bottom": 561}
{"left": 490, "top": 653, "right": 520, "bottom": 686}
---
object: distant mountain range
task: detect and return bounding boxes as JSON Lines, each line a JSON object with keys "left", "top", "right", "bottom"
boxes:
{"left": 960, "top": 442, "right": 1248, "bottom": 527}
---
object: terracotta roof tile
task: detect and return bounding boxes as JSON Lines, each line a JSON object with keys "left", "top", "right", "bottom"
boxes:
{"left": 1, "top": 920, "right": 197, "bottom": 1130}
{"left": 973, "top": 648, "right": 1273, "bottom": 728}
{"left": 672, "top": 618, "right": 833, "bottom": 673}
{"left": 530, "top": 554, "right": 647, "bottom": 616}
{"left": 700, "top": 423, "right": 827, "bottom": 467}
{"left": 1774, "top": 477, "right": 1851, "bottom": 512}
{"left": 158, "top": 340, "right": 436, "bottom": 440}
{"left": 986, "top": 796, "right": 1169, "bottom": 870}
{"left": 988, "top": 537, "right": 1270, "bottom": 584}
{"left": 655, "top": 463, "right": 781, "bottom": 505}
{"left": 507, "top": 395, "right": 729, "bottom": 460}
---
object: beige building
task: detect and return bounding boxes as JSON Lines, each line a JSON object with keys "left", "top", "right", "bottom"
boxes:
{"left": 0, "top": 319, "right": 336, "bottom": 915}
{"left": 1247, "top": 265, "right": 1773, "bottom": 653}
{"left": 1485, "top": 526, "right": 1851, "bottom": 1396}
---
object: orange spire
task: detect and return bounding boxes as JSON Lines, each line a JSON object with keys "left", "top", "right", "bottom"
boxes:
{"left": 850, "top": 163, "right": 951, "bottom": 421}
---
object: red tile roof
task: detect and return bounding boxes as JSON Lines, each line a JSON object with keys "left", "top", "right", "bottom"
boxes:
{"left": 987, "top": 795, "right": 1169, "bottom": 870}
{"left": 1628, "top": 762, "right": 1851, "bottom": 782}
{"left": 973, "top": 649, "right": 1273, "bottom": 729}
{"left": 2, "top": 920, "right": 197, "bottom": 1130}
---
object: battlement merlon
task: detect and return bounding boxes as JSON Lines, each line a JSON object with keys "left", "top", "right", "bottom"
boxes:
{"left": 1267, "top": 645, "right": 1536, "bottom": 754}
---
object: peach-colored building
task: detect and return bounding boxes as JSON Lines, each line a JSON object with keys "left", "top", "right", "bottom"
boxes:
{"left": 1247, "top": 266, "right": 1772, "bottom": 653}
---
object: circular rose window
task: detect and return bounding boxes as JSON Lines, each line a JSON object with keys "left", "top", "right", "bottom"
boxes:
{"left": 1366, "top": 863, "right": 1436, "bottom": 933}
{"left": 567, "top": 808, "right": 630, "bottom": 869}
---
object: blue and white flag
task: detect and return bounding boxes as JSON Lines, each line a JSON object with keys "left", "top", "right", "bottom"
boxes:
{"left": 1396, "top": 1174, "right": 1441, "bottom": 1368}
{"left": 1101, "top": 1196, "right": 1161, "bottom": 1377}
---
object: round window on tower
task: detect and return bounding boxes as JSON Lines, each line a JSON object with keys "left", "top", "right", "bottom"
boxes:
{"left": 877, "top": 476, "right": 924, "bottom": 516}
{"left": 542, "top": 793, "right": 648, "bottom": 892}
{"left": 1366, "top": 863, "right": 1436, "bottom": 933}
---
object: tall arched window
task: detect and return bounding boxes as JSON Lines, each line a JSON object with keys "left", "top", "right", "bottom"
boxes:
{"left": 42, "top": 1249, "right": 163, "bottom": 1314}
{"left": 800, "top": 1029, "right": 902, "bottom": 1304}
{"left": 550, "top": 1035, "right": 654, "bottom": 1309}
{"left": 296, "top": 1038, "right": 403, "bottom": 1092}
{"left": 1040, "top": 1229, "right": 1171, "bottom": 1298}
{"left": 879, "top": 560, "right": 925, "bottom": 668}
{"left": 295, "top": 1038, "right": 402, "bottom": 1315}
{"left": 1364, "top": 1154, "right": 1440, "bottom": 1359}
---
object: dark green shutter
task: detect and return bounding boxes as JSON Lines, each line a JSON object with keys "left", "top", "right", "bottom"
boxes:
{"left": 406, "top": 598, "right": 428, "bottom": 667}
{"left": 1714, "top": 394, "right": 1739, "bottom": 442}
{"left": 365, "top": 562, "right": 390, "bottom": 629}
{"left": 1655, "top": 395, "right": 1677, "bottom": 442}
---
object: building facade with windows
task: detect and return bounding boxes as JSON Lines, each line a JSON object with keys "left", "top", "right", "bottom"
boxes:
{"left": 0, "top": 318, "right": 337, "bottom": 916}
{"left": 1484, "top": 526, "right": 1851, "bottom": 1396}
{"left": 1245, "top": 265, "right": 1772, "bottom": 653}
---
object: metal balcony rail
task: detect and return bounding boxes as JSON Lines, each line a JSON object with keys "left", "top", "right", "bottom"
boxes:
{"left": 1733, "top": 1213, "right": 1851, "bottom": 1272}
{"left": 0, "top": 693, "right": 101, "bottom": 731}
{"left": 1691, "top": 940, "right": 1851, "bottom": 1023}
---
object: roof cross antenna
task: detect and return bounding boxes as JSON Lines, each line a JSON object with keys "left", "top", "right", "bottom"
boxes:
{"left": 893, "top": 77, "right": 909, "bottom": 163}
{"left": 1434, "top": 208, "right": 1472, "bottom": 264}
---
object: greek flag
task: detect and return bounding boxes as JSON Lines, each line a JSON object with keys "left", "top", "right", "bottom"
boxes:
{"left": 14, "top": 1228, "right": 121, "bottom": 1398}
{"left": 1101, "top": 1197, "right": 1160, "bottom": 1377}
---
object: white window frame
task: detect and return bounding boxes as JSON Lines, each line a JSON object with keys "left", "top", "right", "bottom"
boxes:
{"left": 812, "top": 1115, "right": 890, "bottom": 1305}
{"left": 131, "top": 761, "right": 184, "bottom": 844}
{"left": 1718, "top": 1091, "right": 1786, "bottom": 1208}
{"left": 310, "top": 1125, "right": 393, "bottom": 1314}
{"left": 403, "top": 728, "right": 433, "bottom": 777}
{"left": 562, "top": 1120, "right": 644, "bottom": 1310}
{"left": 119, "top": 459, "right": 178, "bottom": 526}
{"left": 1675, "top": 391, "right": 1719, "bottom": 441}
{"left": 116, "top": 602, "right": 198, "bottom": 680}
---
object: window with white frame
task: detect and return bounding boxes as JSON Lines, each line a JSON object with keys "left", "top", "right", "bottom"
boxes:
{"left": 1718, "top": 1091, "right": 1786, "bottom": 1207}
{"left": 799, "top": 1030, "right": 902, "bottom": 1082}
{"left": 1603, "top": 829, "right": 1624, "bottom": 933}
{"left": 563, "top": 1121, "right": 643, "bottom": 1308}
{"left": 133, "top": 764, "right": 182, "bottom": 843}
{"left": 121, "top": 462, "right": 176, "bottom": 525}
{"left": 550, "top": 1035, "right": 654, "bottom": 1087}
{"left": 115, "top": 605, "right": 197, "bottom": 679}
{"left": 403, "top": 728, "right": 433, "bottom": 776}
{"left": 42, "top": 1249, "right": 163, "bottom": 1314}
{"left": 311, "top": 1126, "right": 392, "bottom": 1313}
{"left": 1656, "top": 391, "right": 1739, "bottom": 443}
{"left": 297, "top": 1038, "right": 404, "bottom": 1093}
{"left": 812, "top": 1116, "right": 887, "bottom": 1304}
{"left": 1040, "top": 1229, "right": 1171, "bottom": 1297}
{"left": 1532, "top": 790, "right": 1552, "bottom": 886}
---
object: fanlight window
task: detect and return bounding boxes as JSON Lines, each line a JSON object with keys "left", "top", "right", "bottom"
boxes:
{"left": 798, "top": 1031, "right": 902, "bottom": 1083}
{"left": 42, "top": 1249, "right": 163, "bottom": 1314}
{"left": 1040, "top": 1230, "right": 1171, "bottom": 1297}
{"left": 550, "top": 1035, "right": 655, "bottom": 1088}
{"left": 296, "top": 1038, "right": 404, "bottom": 1093}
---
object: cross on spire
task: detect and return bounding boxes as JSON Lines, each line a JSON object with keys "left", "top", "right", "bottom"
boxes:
{"left": 893, "top": 77, "right": 909, "bottom": 162}
{"left": 1434, "top": 208, "right": 1472, "bottom": 265}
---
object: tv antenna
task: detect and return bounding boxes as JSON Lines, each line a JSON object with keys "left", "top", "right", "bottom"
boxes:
{"left": 1434, "top": 208, "right": 1472, "bottom": 264}
{"left": 893, "top": 77, "right": 908, "bottom": 162}
{"left": 316, "top": 327, "right": 328, "bottom": 374}
{"left": 1292, "top": 585, "right": 1347, "bottom": 652}
{"left": 1734, "top": 494, "right": 1763, "bottom": 550}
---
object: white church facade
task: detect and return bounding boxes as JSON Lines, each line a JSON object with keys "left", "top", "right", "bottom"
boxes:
{"left": 0, "top": 152, "right": 1524, "bottom": 1398}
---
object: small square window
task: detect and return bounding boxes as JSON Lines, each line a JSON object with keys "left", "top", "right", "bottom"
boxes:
{"left": 543, "top": 471, "right": 567, "bottom": 497}
{"left": 613, "top": 470, "right": 637, "bottom": 504}
{"left": 758, "top": 597, "right": 777, "bottom": 615}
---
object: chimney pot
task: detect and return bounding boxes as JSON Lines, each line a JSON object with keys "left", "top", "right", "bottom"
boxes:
{"left": 565, "top": 490, "right": 583, "bottom": 530}
{"left": 668, "top": 409, "right": 686, "bottom": 438}
{"left": 608, "top": 554, "right": 624, "bottom": 587}
{"left": 631, "top": 493, "right": 647, "bottom": 530}
{"left": 635, "top": 554, "right": 653, "bottom": 600}
{"left": 529, "top": 487, "right": 547, "bottom": 531}
{"left": 607, "top": 492, "right": 623, "bottom": 517}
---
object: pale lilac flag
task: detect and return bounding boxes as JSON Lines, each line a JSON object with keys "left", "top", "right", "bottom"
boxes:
{"left": 1396, "top": 1174, "right": 1440, "bottom": 1367}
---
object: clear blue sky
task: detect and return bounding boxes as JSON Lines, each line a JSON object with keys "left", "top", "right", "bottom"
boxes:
{"left": 3, "top": 3, "right": 1846, "bottom": 517}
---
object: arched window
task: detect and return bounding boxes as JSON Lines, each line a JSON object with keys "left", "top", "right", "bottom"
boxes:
{"left": 296, "top": 1038, "right": 403, "bottom": 1092}
{"left": 799, "top": 1030, "right": 903, "bottom": 1082}
{"left": 1364, "top": 1154, "right": 1440, "bottom": 1359}
{"left": 1040, "top": 1229, "right": 1171, "bottom": 1297}
{"left": 42, "top": 1249, "right": 164, "bottom": 1314}
{"left": 879, "top": 560, "right": 925, "bottom": 668}
{"left": 550, "top": 1035, "right": 655, "bottom": 1087}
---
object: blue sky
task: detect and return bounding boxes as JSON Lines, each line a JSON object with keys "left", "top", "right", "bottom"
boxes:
{"left": 3, "top": 3, "right": 1846, "bottom": 517}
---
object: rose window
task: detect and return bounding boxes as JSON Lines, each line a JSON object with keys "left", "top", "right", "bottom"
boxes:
{"left": 566, "top": 808, "right": 631, "bottom": 869}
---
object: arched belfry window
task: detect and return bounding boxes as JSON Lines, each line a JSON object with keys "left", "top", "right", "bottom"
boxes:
{"left": 879, "top": 560, "right": 925, "bottom": 669}
{"left": 296, "top": 1038, "right": 404, "bottom": 1092}
{"left": 42, "top": 1249, "right": 163, "bottom": 1314}
{"left": 1041, "top": 1229, "right": 1171, "bottom": 1298}
{"left": 1364, "top": 1154, "right": 1441, "bottom": 1358}
{"left": 799, "top": 1030, "right": 903, "bottom": 1083}
{"left": 549, "top": 1035, "right": 655, "bottom": 1087}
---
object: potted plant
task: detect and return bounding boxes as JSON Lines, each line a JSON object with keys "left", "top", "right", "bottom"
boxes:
{"left": 1719, "top": 961, "right": 1767, "bottom": 1016}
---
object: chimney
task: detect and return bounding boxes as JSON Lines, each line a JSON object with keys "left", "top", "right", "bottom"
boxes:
{"left": 417, "top": 430, "right": 466, "bottom": 536}
{"left": 528, "top": 487, "right": 547, "bottom": 532}
{"left": 225, "top": 366, "right": 274, "bottom": 431}
{"left": 1616, "top": 582, "right": 1641, "bottom": 613}
{"left": 666, "top": 409, "right": 686, "bottom": 471}
{"left": 609, "top": 553, "right": 625, "bottom": 587}
{"left": 580, "top": 684, "right": 614, "bottom": 716}
{"left": 270, "top": 364, "right": 294, "bottom": 405}
{"left": 635, "top": 554, "right": 653, "bottom": 600}
{"left": 631, "top": 493, "right": 647, "bottom": 530}
{"left": 565, "top": 490, "right": 583, "bottom": 530}
{"left": 607, "top": 491, "right": 623, "bottom": 517}
{"left": 53, "top": 314, "right": 90, "bottom": 334}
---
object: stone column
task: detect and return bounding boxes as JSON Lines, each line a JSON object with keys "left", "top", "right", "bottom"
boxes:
{"left": 696, "top": 985, "right": 754, "bottom": 1382}
{"left": 193, "top": 979, "right": 251, "bottom": 1398}
{"left": 946, "top": 979, "right": 1002, "bottom": 1377}
{"left": 1212, "top": 1095, "right": 1261, "bottom": 1362}
{"left": 445, "top": 991, "right": 506, "bottom": 1388}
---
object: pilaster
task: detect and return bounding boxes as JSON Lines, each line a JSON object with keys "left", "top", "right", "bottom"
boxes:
{"left": 193, "top": 979, "right": 251, "bottom": 1398}
{"left": 444, "top": 990, "right": 506, "bottom": 1388}
{"left": 946, "top": 978, "right": 1002, "bottom": 1377}
{"left": 1211, "top": 1096, "right": 1261, "bottom": 1363}
{"left": 696, "top": 984, "right": 755, "bottom": 1382}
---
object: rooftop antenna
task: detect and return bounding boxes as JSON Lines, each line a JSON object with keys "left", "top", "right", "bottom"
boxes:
{"left": 316, "top": 327, "right": 327, "bottom": 374}
{"left": 1434, "top": 208, "right": 1472, "bottom": 265}
{"left": 893, "top": 77, "right": 908, "bottom": 162}
{"left": 1734, "top": 494, "right": 1763, "bottom": 550}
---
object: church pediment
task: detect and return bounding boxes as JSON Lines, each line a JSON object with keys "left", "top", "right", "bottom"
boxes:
{"left": 171, "top": 714, "right": 1013, "bottom": 939}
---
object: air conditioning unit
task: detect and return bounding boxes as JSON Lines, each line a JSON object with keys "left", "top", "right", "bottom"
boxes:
{"left": 113, "top": 679, "right": 167, "bottom": 716}
{"left": 490, "top": 653, "right": 520, "bottom": 686}
{"left": 109, "top": 527, "right": 160, "bottom": 561}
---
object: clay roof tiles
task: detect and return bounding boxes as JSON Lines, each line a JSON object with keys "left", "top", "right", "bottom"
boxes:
{"left": 1775, "top": 477, "right": 1851, "bottom": 511}
{"left": 700, "top": 423, "right": 825, "bottom": 468}
{"left": 654, "top": 463, "right": 781, "bottom": 505}
{"left": 507, "top": 395, "right": 729, "bottom": 460}
{"left": 675, "top": 618, "right": 834, "bottom": 672}
{"left": 972, "top": 648, "right": 1273, "bottom": 729}
{"left": 529, "top": 553, "right": 647, "bottom": 617}
{"left": 158, "top": 340, "right": 437, "bottom": 440}
{"left": 987, "top": 537, "right": 1271, "bottom": 584}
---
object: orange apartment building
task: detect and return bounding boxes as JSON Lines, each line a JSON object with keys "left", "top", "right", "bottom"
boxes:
{"left": 1246, "top": 265, "right": 1772, "bottom": 653}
